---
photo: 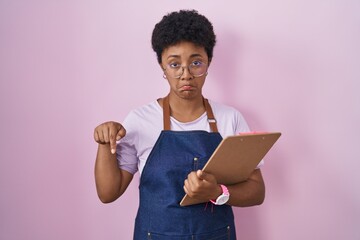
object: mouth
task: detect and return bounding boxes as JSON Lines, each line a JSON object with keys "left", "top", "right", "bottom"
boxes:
{"left": 180, "top": 85, "right": 195, "bottom": 91}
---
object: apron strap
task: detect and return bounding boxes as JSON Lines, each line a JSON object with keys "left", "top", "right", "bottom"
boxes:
{"left": 162, "top": 95, "right": 218, "bottom": 133}
{"left": 203, "top": 98, "right": 219, "bottom": 133}
{"left": 163, "top": 95, "right": 171, "bottom": 131}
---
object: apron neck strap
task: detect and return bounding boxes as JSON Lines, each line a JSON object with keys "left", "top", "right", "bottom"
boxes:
{"left": 162, "top": 95, "right": 218, "bottom": 133}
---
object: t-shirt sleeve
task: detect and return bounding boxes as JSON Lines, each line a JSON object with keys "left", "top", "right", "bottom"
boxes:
{"left": 234, "top": 110, "right": 250, "bottom": 134}
{"left": 115, "top": 112, "right": 139, "bottom": 175}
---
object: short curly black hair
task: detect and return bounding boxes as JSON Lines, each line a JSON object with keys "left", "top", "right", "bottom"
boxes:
{"left": 151, "top": 10, "right": 217, "bottom": 64}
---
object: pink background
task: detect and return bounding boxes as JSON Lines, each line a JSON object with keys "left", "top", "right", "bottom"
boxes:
{"left": 1, "top": 1, "right": 359, "bottom": 239}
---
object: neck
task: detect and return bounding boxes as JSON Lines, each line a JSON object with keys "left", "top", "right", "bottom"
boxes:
{"left": 164, "top": 94, "right": 205, "bottom": 122}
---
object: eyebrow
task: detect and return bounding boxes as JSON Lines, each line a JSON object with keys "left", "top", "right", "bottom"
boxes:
{"left": 166, "top": 53, "right": 204, "bottom": 59}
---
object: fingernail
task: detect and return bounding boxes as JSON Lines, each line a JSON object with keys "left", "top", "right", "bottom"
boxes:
{"left": 111, "top": 149, "right": 116, "bottom": 154}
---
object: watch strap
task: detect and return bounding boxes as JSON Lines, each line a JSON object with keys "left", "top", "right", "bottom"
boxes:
{"left": 210, "top": 184, "right": 229, "bottom": 205}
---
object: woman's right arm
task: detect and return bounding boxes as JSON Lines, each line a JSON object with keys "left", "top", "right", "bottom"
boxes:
{"left": 94, "top": 121, "right": 134, "bottom": 203}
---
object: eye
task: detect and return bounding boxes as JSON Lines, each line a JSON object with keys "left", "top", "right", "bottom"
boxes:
{"left": 191, "top": 61, "right": 204, "bottom": 67}
{"left": 169, "top": 62, "right": 181, "bottom": 68}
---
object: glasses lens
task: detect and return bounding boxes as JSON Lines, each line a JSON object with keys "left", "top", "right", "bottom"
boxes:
{"left": 189, "top": 62, "right": 207, "bottom": 77}
{"left": 166, "top": 62, "right": 207, "bottom": 78}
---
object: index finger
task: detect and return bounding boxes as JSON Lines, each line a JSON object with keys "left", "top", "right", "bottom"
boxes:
{"left": 109, "top": 128, "right": 119, "bottom": 154}
{"left": 110, "top": 125, "right": 126, "bottom": 154}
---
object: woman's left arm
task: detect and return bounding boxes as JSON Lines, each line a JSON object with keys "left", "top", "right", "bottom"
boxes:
{"left": 226, "top": 168, "right": 265, "bottom": 207}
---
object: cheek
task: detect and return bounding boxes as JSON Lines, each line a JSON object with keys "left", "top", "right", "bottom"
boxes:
{"left": 197, "top": 77, "right": 206, "bottom": 87}
{"left": 167, "top": 78, "right": 177, "bottom": 87}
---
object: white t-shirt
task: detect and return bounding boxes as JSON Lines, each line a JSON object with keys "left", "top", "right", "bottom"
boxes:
{"left": 116, "top": 99, "right": 262, "bottom": 175}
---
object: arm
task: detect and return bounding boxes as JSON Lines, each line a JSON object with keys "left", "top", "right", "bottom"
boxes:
{"left": 184, "top": 168, "right": 265, "bottom": 207}
{"left": 226, "top": 169, "right": 265, "bottom": 207}
{"left": 94, "top": 121, "right": 134, "bottom": 203}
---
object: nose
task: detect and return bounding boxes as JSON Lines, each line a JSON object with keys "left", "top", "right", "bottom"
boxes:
{"left": 180, "top": 66, "right": 193, "bottom": 80}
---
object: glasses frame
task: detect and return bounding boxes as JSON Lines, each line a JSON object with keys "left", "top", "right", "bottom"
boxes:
{"left": 163, "top": 62, "right": 208, "bottom": 79}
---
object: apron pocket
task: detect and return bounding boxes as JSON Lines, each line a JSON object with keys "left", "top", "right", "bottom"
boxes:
{"left": 146, "top": 232, "right": 190, "bottom": 240}
{"left": 147, "top": 225, "right": 231, "bottom": 240}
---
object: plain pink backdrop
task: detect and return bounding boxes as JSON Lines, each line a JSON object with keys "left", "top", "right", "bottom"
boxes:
{"left": 1, "top": 1, "right": 359, "bottom": 239}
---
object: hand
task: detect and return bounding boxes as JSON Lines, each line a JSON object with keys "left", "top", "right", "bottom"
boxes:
{"left": 94, "top": 121, "right": 126, "bottom": 154}
{"left": 183, "top": 170, "right": 221, "bottom": 201}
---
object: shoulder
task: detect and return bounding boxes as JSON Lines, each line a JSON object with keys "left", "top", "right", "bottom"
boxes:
{"left": 207, "top": 99, "right": 250, "bottom": 135}
{"left": 121, "top": 99, "right": 163, "bottom": 144}
{"left": 122, "top": 100, "right": 162, "bottom": 132}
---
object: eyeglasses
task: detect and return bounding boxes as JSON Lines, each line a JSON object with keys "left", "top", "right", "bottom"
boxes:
{"left": 163, "top": 61, "right": 208, "bottom": 79}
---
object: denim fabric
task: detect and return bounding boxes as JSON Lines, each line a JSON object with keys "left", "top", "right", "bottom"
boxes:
{"left": 134, "top": 130, "right": 236, "bottom": 240}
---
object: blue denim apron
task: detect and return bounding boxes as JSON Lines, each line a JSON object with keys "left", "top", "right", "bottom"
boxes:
{"left": 134, "top": 96, "right": 236, "bottom": 240}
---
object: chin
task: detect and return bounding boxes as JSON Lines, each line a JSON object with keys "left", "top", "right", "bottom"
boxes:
{"left": 178, "top": 91, "right": 200, "bottom": 100}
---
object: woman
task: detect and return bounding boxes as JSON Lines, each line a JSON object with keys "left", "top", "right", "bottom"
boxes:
{"left": 94, "top": 10, "right": 265, "bottom": 239}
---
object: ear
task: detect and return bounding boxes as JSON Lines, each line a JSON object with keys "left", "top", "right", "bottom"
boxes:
{"left": 159, "top": 63, "right": 165, "bottom": 71}
{"left": 159, "top": 63, "right": 167, "bottom": 79}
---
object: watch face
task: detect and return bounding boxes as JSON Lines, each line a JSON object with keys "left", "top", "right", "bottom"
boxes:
{"left": 217, "top": 195, "right": 230, "bottom": 205}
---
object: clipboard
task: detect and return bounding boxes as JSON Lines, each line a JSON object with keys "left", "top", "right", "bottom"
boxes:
{"left": 180, "top": 132, "right": 281, "bottom": 206}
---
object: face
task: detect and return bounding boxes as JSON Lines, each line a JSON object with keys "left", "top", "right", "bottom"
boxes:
{"left": 161, "top": 41, "right": 209, "bottom": 100}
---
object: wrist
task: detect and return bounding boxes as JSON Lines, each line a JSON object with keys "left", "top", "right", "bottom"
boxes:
{"left": 98, "top": 142, "right": 110, "bottom": 148}
{"left": 212, "top": 184, "right": 222, "bottom": 199}
{"left": 210, "top": 184, "right": 230, "bottom": 205}
{"left": 97, "top": 143, "right": 114, "bottom": 154}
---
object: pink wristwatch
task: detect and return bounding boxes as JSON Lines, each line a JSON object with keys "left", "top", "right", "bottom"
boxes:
{"left": 210, "top": 184, "right": 230, "bottom": 205}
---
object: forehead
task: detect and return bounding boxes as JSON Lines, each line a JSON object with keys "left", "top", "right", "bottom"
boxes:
{"left": 162, "top": 41, "right": 207, "bottom": 60}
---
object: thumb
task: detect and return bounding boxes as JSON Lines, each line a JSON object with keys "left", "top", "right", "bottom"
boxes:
{"left": 116, "top": 126, "right": 126, "bottom": 141}
{"left": 197, "top": 170, "right": 217, "bottom": 184}
{"left": 196, "top": 170, "right": 209, "bottom": 181}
